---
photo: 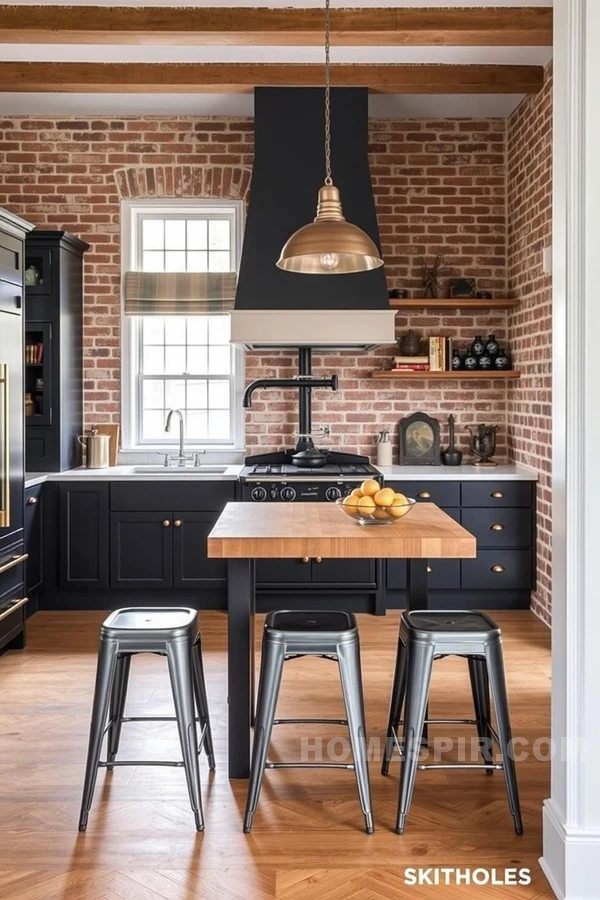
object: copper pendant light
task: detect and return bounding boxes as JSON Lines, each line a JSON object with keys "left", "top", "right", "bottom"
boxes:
{"left": 276, "top": 0, "right": 384, "bottom": 275}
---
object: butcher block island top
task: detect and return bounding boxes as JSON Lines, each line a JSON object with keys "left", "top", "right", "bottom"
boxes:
{"left": 207, "top": 501, "right": 477, "bottom": 560}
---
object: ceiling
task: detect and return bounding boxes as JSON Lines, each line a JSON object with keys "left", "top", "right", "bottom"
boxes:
{"left": 0, "top": 2, "right": 553, "bottom": 117}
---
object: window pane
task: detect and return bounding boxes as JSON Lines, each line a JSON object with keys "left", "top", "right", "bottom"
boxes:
{"left": 142, "top": 379, "right": 164, "bottom": 409}
{"left": 208, "top": 315, "right": 230, "bottom": 344}
{"left": 143, "top": 250, "right": 164, "bottom": 272}
{"left": 143, "top": 410, "right": 165, "bottom": 440}
{"left": 208, "top": 410, "right": 231, "bottom": 439}
{"left": 143, "top": 346, "right": 164, "bottom": 375}
{"left": 165, "top": 380, "right": 186, "bottom": 409}
{"left": 209, "top": 380, "right": 230, "bottom": 409}
{"left": 187, "top": 380, "right": 208, "bottom": 409}
{"left": 187, "top": 316, "right": 208, "bottom": 344}
{"left": 165, "top": 317, "right": 186, "bottom": 345}
{"left": 208, "top": 251, "right": 230, "bottom": 273}
{"left": 165, "top": 251, "right": 186, "bottom": 272}
{"left": 187, "top": 345, "right": 208, "bottom": 374}
{"left": 165, "top": 346, "right": 187, "bottom": 375}
{"left": 208, "top": 345, "right": 231, "bottom": 375}
{"left": 186, "top": 411, "right": 208, "bottom": 439}
{"left": 187, "top": 250, "right": 208, "bottom": 272}
{"left": 187, "top": 220, "right": 207, "bottom": 250}
{"left": 142, "top": 219, "right": 164, "bottom": 250}
{"left": 209, "top": 220, "right": 230, "bottom": 250}
{"left": 142, "top": 317, "right": 164, "bottom": 344}
{"left": 165, "top": 219, "right": 186, "bottom": 250}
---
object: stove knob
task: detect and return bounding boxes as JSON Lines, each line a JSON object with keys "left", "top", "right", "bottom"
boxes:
{"left": 280, "top": 486, "right": 296, "bottom": 502}
{"left": 251, "top": 486, "right": 267, "bottom": 502}
{"left": 325, "top": 486, "right": 343, "bottom": 502}
{"left": 269, "top": 487, "right": 279, "bottom": 500}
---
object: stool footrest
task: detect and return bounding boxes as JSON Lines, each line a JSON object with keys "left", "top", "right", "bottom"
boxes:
{"left": 266, "top": 762, "right": 355, "bottom": 770}
{"left": 272, "top": 718, "right": 348, "bottom": 726}
{"left": 417, "top": 763, "right": 504, "bottom": 771}
{"left": 100, "top": 760, "right": 185, "bottom": 768}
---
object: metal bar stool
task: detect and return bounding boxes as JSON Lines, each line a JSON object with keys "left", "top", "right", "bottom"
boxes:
{"left": 244, "top": 610, "right": 374, "bottom": 834}
{"left": 79, "top": 607, "right": 215, "bottom": 832}
{"left": 381, "top": 610, "right": 523, "bottom": 836}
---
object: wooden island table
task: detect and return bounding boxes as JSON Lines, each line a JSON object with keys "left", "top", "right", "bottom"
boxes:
{"left": 207, "top": 501, "right": 477, "bottom": 778}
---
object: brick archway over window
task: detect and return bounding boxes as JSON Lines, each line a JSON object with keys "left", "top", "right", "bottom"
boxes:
{"left": 114, "top": 165, "right": 251, "bottom": 202}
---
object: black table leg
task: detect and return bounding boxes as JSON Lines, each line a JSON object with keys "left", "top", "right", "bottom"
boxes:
{"left": 227, "top": 558, "right": 255, "bottom": 778}
{"left": 407, "top": 558, "right": 429, "bottom": 743}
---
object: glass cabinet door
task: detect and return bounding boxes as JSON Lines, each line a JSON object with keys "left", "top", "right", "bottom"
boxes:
{"left": 24, "top": 248, "right": 52, "bottom": 296}
{"left": 25, "top": 322, "right": 52, "bottom": 427}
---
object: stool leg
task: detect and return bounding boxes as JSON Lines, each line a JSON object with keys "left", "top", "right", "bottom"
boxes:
{"left": 107, "top": 654, "right": 132, "bottom": 770}
{"left": 243, "top": 638, "right": 285, "bottom": 833}
{"left": 395, "top": 640, "right": 434, "bottom": 835}
{"left": 485, "top": 640, "right": 524, "bottom": 835}
{"left": 167, "top": 638, "right": 204, "bottom": 832}
{"left": 468, "top": 657, "right": 495, "bottom": 775}
{"left": 193, "top": 637, "right": 216, "bottom": 770}
{"left": 382, "top": 637, "right": 408, "bottom": 776}
{"left": 337, "top": 639, "right": 374, "bottom": 834}
{"left": 78, "top": 639, "right": 118, "bottom": 832}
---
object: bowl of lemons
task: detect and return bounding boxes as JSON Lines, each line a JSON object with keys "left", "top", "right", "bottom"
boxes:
{"left": 337, "top": 479, "right": 416, "bottom": 525}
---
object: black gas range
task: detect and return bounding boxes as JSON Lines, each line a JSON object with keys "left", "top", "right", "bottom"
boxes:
{"left": 239, "top": 451, "right": 381, "bottom": 503}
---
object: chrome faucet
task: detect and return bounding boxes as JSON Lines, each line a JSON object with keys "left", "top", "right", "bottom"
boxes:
{"left": 163, "top": 409, "right": 206, "bottom": 467}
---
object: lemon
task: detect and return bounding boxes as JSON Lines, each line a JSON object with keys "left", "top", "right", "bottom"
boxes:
{"left": 388, "top": 503, "right": 411, "bottom": 519}
{"left": 374, "top": 487, "right": 396, "bottom": 508}
{"left": 393, "top": 492, "right": 408, "bottom": 505}
{"left": 343, "top": 493, "right": 360, "bottom": 507}
{"left": 357, "top": 495, "right": 376, "bottom": 513}
{"left": 350, "top": 487, "right": 363, "bottom": 498}
{"left": 360, "top": 479, "right": 380, "bottom": 497}
{"left": 373, "top": 507, "right": 391, "bottom": 520}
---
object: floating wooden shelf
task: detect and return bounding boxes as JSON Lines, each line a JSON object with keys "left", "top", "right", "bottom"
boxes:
{"left": 372, "top": 370, "right": 521, "bottom": 380}
{"left": 389, "top": 298, "right": 519, "bottom": 310}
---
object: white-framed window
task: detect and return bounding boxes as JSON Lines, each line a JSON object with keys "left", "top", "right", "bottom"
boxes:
{"left": 121, "top": 199, "right": 245, "bottom": 451}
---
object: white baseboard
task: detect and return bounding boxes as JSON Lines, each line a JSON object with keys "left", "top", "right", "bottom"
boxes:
{"left": 541, "top": 799, "right": 600, "bottom": 900}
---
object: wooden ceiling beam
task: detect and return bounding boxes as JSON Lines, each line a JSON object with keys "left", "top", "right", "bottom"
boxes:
{"left": 0, "top": 7, "right": 553, "bottom": 47}
{"left": 0, "top": 62, "right": 545, "bottom": 95}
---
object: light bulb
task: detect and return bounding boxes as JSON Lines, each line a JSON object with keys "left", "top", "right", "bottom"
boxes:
{"left": 319, "top": 252, "right": 340, "bottom": 271}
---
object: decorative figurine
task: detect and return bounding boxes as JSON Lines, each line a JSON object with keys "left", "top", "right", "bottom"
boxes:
{"left": 419, "top": 254, "right": 452, "bottom": 299}
{"left": 441, "top": 414, "right": 462, "bottom": 466}
{"left": 468, "top": 424, "right": 499, "bottom": 467}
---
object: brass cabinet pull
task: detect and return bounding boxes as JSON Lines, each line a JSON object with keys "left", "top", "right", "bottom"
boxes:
{"left": 162, "top": 519, "right": 171, "bottom": 528}
{"left": 427, "top": 566, "right": 432, "bottom": 574}
{"left": 27, "top": 496, "right": 38, "bottom": 505}
{"left": 315, "top": 557, "right": 323, "bottom": 563}
{"left": 418, "top": 491, "right": 431, "bottom": 499}
{"left": 174, "top": 519, "right": 182, "bottom": 528}
{"left": 0, "top": 363, "right": 9, "bottom": 528}
{"left": 301, "top": 556, "right": 309, "bottom": 563}
{"left": 491, "top": 565, "right": 505, "bottom": 573}
{"left": 0, "top": 597, "right": 28, "bottom": 623}
{"left": 491, "top": 523, "right": 505, "bottom": 531}
{"left": 491, "top": 491, "right": 504, "bottom": 499}
{"left": 0, "top": 552, "right": 28, "bottom": 575}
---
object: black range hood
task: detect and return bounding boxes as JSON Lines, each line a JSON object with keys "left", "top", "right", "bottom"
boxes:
{"left": 231, "top": 87, "right": 395, "bottom": 349}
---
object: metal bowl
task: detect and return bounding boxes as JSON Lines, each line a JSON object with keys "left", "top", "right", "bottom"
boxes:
{"left": 336, "top": 495, "right": 416, "bottom": 526}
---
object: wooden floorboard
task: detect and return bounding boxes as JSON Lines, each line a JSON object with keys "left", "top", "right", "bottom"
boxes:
{"left": 0, "top": 610, "right": 553, "bottom": 899}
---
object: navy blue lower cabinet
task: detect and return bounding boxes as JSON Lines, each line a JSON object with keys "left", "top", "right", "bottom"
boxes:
{"left": 110, "top": 511, "right": 173, "bottom": 590}
{"left": 58, "top": 483, "right": 109, "bottom": 590}
{"left": 256, "top": 558, "right": 312, "bottom": 585}
{"left": 172, "top": 512, "right": 228, "bottom": 588}
{"left": 461, "top": 550, "right": 534, "bottom": 592}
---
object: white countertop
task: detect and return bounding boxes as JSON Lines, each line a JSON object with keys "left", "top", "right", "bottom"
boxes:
{"left": 26, "top": 465, "right": 243, "bottom": 486}
{"left": 376, "top": 463, "right": 538, "bottom": 481}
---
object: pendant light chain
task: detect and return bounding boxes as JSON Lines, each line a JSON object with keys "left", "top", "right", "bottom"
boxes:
{"left": 324, "top": 0, "right": 332, "bottom": 186}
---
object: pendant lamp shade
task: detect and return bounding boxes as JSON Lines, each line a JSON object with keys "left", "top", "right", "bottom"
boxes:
{"left": 277, "top": 184, "right": 384, "bottom": 275}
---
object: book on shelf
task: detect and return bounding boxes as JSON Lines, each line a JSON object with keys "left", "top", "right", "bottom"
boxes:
{"left": 392, "top": 363, "right": 430, "bottom": 371}
{"left": 393, "top": 355, "right": 429, "bottom": 365}
{"left": 25, "top": 343, "right": 43, "bottom": 365}
{"left": 428, "top": 336, "right": 452, "bottom": 371}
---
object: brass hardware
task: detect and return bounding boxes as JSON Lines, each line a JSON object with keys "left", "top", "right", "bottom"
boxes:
{"left": 491, "top": 523, "right": 505, "bottom": 531}
{"left": 418, "top": 491, "right": 431, "bottom": 499}
{"left": 0, "top": 597, "right": 28, "bottom": 624}
{"left": 0, "top": 552, "right": 28, "bottom": 575}
{"left": 491, "top": 565, "right": 505, "bottom": 573}
{"left": 315, "top": 557, "right": 323, "bottom": 563}
{"left": 491, "top": 491, "right": 504, "bottom": 499}
{"left": 27, "top": 496, "right": 38, "bottom": 506}
{"left": 0, "top": 363, "right": 9, "bottom": 528}
{"left": 301, "top": 557, "right": 309, "bottom": 563}
{"left": 162, "top": 520, "right": 171, "bottom": 528}
{"left": 427, "top": 566, "right": 432, "bottom": 574}
{"left": 174, "top": 519, "right": 182, "bottom": 528}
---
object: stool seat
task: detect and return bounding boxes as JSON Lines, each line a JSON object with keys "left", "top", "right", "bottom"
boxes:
{"left": 405, "top": 610, "right": 500, "bottom": 636}
{"left": 102, "top": 607, "right": 197, "bottom": 634}
{"left": 266, "top": 609, "right": 357, "bottom": 634}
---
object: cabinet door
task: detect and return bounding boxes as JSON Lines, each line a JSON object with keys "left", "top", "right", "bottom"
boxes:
{"left": 59, "top": 483, "right": 109, "bottom": 589}
{"left": 255, "top": 558, "right": 312, "bottom": 585}
{"left": 173, "top": 512, "right": 227, "bottom": 588}
{"left": 110, "top": 511, "right": 173, "bottom": 589}
{"left": 24, "top": 485, "right": 43, "bottom": 594}
{"left": 311, "top": 558, "right": 376, "bottom": 586}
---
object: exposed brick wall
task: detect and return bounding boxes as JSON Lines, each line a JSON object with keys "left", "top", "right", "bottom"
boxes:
{"left": 0, "top": 113, "right": 511, "bottom": 460}
{"left": 507, "top": 65, "right": 553, "bottom": 623}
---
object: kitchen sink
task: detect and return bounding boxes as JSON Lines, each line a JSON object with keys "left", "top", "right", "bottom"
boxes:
{"left": 130, "top": 465, "right": 230, "bottom": 475}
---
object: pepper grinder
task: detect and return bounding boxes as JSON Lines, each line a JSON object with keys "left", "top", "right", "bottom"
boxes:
{"left": 376, "top": 429, "right": 393, "bottom": 467}
{"left": 441, "top": 414, "right": 463, "bottom": 466}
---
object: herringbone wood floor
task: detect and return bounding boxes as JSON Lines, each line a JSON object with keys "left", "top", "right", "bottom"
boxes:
{"left": 0, "top": 610, "right": 553, "bottom": 899}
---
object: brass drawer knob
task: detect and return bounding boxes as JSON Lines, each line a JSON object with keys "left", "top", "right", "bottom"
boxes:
{"left": 163, "top": 520, "right": 171, "bottom": 528}
{"left": 174, "top": 520, "right": 182, "bottom": 528}
{"left": 301, "top": 556, "right": 309, "bottom": 563}
{"left": 27, "top": 496, "right": 38, "bottom": 505}
{"left": 491, "top": 565, "right": 505, "bottom": 573}
{"left": 491, "top": 523, "right": 505, "bottom": 531}
{"left": 491, "top": 491, "right": 504, "bottom": 499}
{"left": 315, "top": 557, "right": 322, "bottom": 563}
{"left": 418, "top": 491, "right": 431, "bottom": 499}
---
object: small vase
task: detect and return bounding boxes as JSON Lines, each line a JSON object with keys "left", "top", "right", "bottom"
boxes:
{"left": 441, "top": 414, "right": 463, "bottom": 466}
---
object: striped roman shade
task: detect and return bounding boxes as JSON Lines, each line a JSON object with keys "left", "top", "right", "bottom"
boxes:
{"left": 123, "top": 271, "right": 237, "bottom": 316}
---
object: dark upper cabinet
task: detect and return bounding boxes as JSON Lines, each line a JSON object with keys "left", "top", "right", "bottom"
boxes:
{"left": 58, "top": 483, "right": 109, "bottom": 589}
{"left": 25, "top": 231, "right": 89, "bottom": 472}
{"left": 173, "top": 512, "right": 227, "bottom": 588}
{"left": 110, "top": 511, "right": 173, "bottom": 589}
{"left": 24, "top": 484, "right": 43, "bottom": 594}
